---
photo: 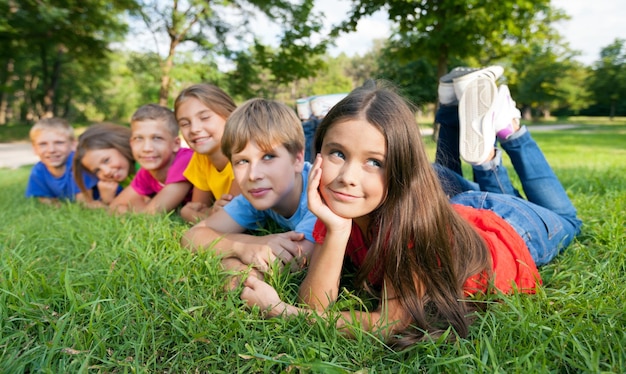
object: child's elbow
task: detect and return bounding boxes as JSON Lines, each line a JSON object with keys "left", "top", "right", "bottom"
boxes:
{"left": 181, "top": 226, "right": 202, "bottom": 253}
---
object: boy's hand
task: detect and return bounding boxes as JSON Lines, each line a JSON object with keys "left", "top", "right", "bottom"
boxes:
{"left": 267, "top": 232, "right": 312, "bottom": 271}
{"left": 236, "top": 232, "right": 309, "bottom": 273}
{"left": 211, "top": 194, "right": 234, "bottom": 214}
{"left": 307, "top": 154, "right": 352, "bottom": 232}
{"left": 180, "top": 202, "right": 211, "bottom": 223}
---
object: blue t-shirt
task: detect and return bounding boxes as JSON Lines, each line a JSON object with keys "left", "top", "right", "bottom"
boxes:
{"left": 25, "top": 151, "right": 99, "bottom": 201}
{"left": 224, "top": 162, "right": 316, "bottom": 242}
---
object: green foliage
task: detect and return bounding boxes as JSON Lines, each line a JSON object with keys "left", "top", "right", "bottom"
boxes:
{"left": 376, "top": 46, "right": 438, "bottom": 108}
{"left": 1, "top": 124, "right": 625, "bottom": 371}
{"left": 335, "top": 0, "right": 559, "bottom": 75}
{"left": 0, "top": 0, "right": 137, "bottom": 121}
{"left": 137, "top": 0, "right": 329, "bottom": 104}
{"left": 587, "top": 38, "right": 626, "bottom": 118}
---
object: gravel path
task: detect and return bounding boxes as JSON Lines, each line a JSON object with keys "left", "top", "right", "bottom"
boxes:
{"left": 0, "top": 142, "right": 39, "bottom": 169}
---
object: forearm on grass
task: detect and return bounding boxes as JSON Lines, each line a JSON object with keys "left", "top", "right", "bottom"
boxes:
{"left": 181, "top": 225, "right": 269, "bottom": 258}
{"left": 298, "top": 229, "right": 350, "bottom": 310}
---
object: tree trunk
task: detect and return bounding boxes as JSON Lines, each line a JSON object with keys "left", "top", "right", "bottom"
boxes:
{"left": 42, "top": 48, "right": 64, "bottom": 118}
{"left": 432, "top": 47, "right": 449, "bottom": 143}
{"left": 159, "top": 40, "right": 178, "bottom": 107}
{"left": 522, "top": 106, "right": 533, "bottom": 121}
{"left": 0, "top": 58, "right": 15, "bottom": 125}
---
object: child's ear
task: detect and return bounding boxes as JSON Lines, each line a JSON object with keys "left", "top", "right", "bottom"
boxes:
{"left": 293, "top": 149, "right": 305, "bottom": 173}
{"left": 173, "top": 136, "right": 181, "bottom": 152}
{"left": 71, "top": 139, "right": 77, "bottom": 152}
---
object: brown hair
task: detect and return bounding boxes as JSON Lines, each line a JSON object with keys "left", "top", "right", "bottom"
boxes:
{"left": 174, "top": 84, "right": 237, "bottom": 123}
{"left": 221, "top": 98, "right": 304, "bottom": 160}
{"left": 73, "top": 123, "right": 134, "bottom": 194}
{"left": 131, "top": 104, "right": 178, "bottom": 136}
{"left": 315, "top": 80, "right": 490, "bottom": 348}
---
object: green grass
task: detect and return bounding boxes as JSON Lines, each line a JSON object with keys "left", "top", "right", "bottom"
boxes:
{"left": 0, "top": 123, "right": 32, "bottom": 143}
{"left": 0, "top": 122, "right": 103, "bottom": 143}
{"left": 1, "top": 123, "right": 625, "bottom": 372}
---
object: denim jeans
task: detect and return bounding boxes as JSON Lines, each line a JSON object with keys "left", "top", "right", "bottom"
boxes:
{"left": 435, "top": 104, "right": 464, "bottom": 176}
{"left": 302, "top": 117, "right": 321, "bottom": 163}
{"left": 448, "top": 126, "right": 582, "bottom": 266}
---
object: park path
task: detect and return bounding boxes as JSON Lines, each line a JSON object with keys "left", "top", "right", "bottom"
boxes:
{"left": 0, "top": 124, "right": 578, "bottom": 170}
{"left": 0, "top": 141, "right": 39, "bottom": 169}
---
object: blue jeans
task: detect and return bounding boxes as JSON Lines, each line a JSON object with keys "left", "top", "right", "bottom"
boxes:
{"left": 435, "top": 104, "right": 464, "bottom": 176}
{"left": 302, "top": 118, "right": 321, "bottom": 163}
{"left": 446, "top": 126, "right": 582, "bottom": 266}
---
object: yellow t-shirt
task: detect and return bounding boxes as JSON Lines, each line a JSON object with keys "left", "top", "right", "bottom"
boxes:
{"left": 183, "top": 152, "right": 234, "bottom": 199}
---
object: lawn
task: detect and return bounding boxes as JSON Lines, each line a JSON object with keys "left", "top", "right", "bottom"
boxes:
{"left": 0, "top": 121, "right": 625, "bottom": 372}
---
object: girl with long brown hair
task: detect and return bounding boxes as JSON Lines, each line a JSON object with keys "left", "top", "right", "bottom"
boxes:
{"left": 241, "top": 79, "right": 582, "bottom": 349}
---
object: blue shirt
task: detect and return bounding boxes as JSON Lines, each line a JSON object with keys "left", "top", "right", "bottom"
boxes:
{"left": 224, "top": 162, "right": 316, "bottom": 242}
{"left": 25, "top": 151, "right": 99, "bottom": 201}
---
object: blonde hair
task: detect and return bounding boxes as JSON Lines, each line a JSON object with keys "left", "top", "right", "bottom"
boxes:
{"left": 131, "top": 104, "right": 178, "bottom": 136}
{"left": 221, "top": 98, "right": 304, "bottom": 160}
{"left": 29, "top": 117, "right": 74, "bottom": 143}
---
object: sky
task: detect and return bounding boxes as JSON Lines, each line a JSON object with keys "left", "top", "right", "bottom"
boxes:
{"left": 314, "top": 0, "right": 626, "bottom": 65}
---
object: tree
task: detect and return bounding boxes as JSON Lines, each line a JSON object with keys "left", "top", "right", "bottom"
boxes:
{"left": 507, "top": 35, "right": 586, "bottom": 119}
{"left": 0, "top": 0, "right": 136, "bottom": 123}
{"left": 333, "top": 0, "right": 565, "bottom": 79}
{"left": 376, "top": 39, "right": 438, "bottom": 108}
{"left": 136, "top": 0, "right": 329, "bottom": 106}
{"left": 588, "top": 39, "right": 626, "bottom": 119}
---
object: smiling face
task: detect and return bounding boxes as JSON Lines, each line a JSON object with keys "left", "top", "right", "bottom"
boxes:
{"left": 32, "top": 130, "right": 75, "bottom": 176}
{"left": 318, "top": 119, "right": 387, "bottom": 226}
{"left": 232, "top": 140, "right": 304, "bottom": 217}
{"left": 81, "top": 147, "right": 131, "bottom": 183}
{"left": 130, "top": 119, "right": 180, "bottom": 173}
{"left": 176, "top": 97, "right": 226, "bottom": 155}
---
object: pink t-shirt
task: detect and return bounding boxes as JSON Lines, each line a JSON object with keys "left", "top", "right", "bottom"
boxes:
{"left": 130, "top": 148, "right": 193, "bottom": 202}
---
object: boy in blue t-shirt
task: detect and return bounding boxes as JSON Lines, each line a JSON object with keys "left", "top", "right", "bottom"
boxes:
{"left": 182, "top": 98, "right": 315, "bottom": 282}
{"left": 25, "top": 118, "right": 98, "bottom": 205}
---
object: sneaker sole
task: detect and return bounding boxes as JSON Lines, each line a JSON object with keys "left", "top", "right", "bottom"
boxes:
{"left": 458, "top": 77, "right": 497, "bottom": 165}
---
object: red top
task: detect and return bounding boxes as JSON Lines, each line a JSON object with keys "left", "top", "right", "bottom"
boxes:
{"left": 312, "top": 204, "right": 541, "bottom": 295}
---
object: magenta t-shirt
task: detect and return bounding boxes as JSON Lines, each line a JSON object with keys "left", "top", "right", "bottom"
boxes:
{"left": 130, "top": 148, "right": 194, "bottom": 201}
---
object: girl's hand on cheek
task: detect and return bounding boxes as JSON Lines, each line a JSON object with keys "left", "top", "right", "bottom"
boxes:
{"left": 307, "top": 154, "right": 351, "bottom": 231}
{"left": 98, "top": 180, "right": 119, "bottom": 205}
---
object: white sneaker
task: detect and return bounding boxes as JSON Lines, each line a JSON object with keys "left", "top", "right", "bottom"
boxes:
{"left": 438, "top": 82, "right": 457, "bottom": 105}
{"left": 458, "top": 76, "right": 498, "bottom": 165}
{"left": 453, "top": 65, "right": 504, "bottom": 103}
{"left": 438, "top": 66, "right": 502, "bottom": 105}
{"left": 491, "top": 85, "right": 520, "bottom": 140}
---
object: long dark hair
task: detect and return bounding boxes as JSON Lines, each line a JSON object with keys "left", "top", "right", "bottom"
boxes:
{"left": 315, "top": 80, "right": 490, "bottom": 347}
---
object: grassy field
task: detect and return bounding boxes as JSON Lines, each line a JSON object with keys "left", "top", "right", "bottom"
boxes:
{"left": 0, "top": 120, "right": 625, "bottom": 372}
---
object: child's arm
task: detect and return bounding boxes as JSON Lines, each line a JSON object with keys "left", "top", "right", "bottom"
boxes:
{"left": 241, "top": 276, "right": 410, "bottom": 339}
{"left": 182, "top": 209, "right": 310, "bottom": 272}
{"left": 108, "top": 186, "right": 148, "bottom": 214}
{"left": 299, "top": 154, "right": 353, "bottom": 310}
{"left": 35, "top": 197, "right": 61, "bottom": 206}
{"left": 142, "top": 181, "right": 192, "bottom": 214}
{"left": 75, "top": 191, "right": 107, "bottom": 209}
{"left": 180, "top": 188, "right": 214, "bottom": 223}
